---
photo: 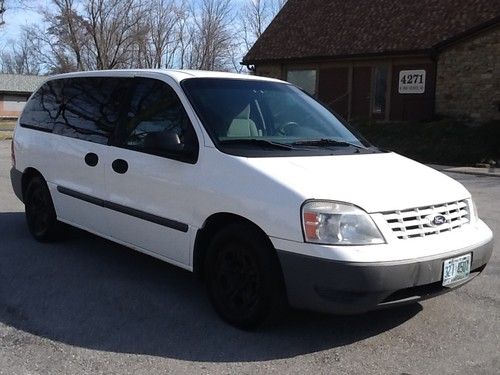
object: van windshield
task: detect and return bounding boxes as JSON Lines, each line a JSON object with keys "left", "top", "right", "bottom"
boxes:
{"left": 181, "top": 78, "right": 374, "bottom": 157}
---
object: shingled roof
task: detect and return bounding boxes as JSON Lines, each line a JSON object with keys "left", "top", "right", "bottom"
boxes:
{"left": 243, "top": 0, "right": 500, "bottom": 64}
{"left": 0, "top": 74, "right": 45, "bottom": 94}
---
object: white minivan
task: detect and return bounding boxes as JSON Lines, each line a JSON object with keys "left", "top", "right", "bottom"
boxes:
{"left": 10, "top": 70, "right": 493, "bottom": 328}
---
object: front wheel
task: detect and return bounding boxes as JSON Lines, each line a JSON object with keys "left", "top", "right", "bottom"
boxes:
{"left": 25, "top": 175, "right": 60, "bottom": 242}
{"left": 205, "top": 223, "right": 286, "bottom": 329}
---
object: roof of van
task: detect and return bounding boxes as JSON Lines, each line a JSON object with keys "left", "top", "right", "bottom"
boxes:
{"left": 48, "top": 69, "right": 284, "bottom": 84}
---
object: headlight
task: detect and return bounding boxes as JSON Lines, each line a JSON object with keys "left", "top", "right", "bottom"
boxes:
{"left": 302, "top": 201, "right": 385, "bottom": 245}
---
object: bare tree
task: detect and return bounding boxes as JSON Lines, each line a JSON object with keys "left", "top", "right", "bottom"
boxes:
{"left": 269, "top": 0, "right": 286, "bottom": 17}
{"left": 37, "top": 0, "right": 152, "bottom": 71}
{"left": 186, "top": 0, "right": 235, "bottom": 71}
{"left": 175, "top": 2, "right": 195, "bottom": 69}
{"left": 2, "top": 0, "right": 283, "bottom": 73}
{"left": 19, "top": 23, "right": 77, "bottom": 74}
{"left": 45, "top": 0, "right": 89, "bottom": 70}
{"left": 241, "top": 0, "right": 266, "bottom": 50}
{"left": 85, "top": 0, "right": 149, "bottom": 69}
{"left": 133, "top": 0, "right": 184, "bottom": 69}
{"left": 240, "top": 0, "right": 286, "bottom": 50}
{"left": 0, "top": 28, "right": 42, "bottom": 74}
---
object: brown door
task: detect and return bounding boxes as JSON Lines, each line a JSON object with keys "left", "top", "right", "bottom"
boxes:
{"left": 390, "top": 63, "right": 436, "bottom": 121}
{"left": 351, "top": 67, "right": 372, "bottom": 120}
{"left": 318, "top": 67, "right": 349, "bottom": 119}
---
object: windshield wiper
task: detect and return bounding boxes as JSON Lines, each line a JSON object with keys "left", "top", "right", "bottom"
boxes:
{"left": 219, "top": 139, "right": 294, "bottom": 150}
{"left": 292, "top": 138, "right": 366, "bottom": 149}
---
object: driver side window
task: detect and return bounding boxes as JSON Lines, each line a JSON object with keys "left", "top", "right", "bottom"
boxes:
{"left": 122, "top": 78, "right": 199, "bottom": 163}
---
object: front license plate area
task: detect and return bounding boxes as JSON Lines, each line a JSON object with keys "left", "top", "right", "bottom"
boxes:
{"left": 442, "top": 253, "right": 471, "bottom": 286}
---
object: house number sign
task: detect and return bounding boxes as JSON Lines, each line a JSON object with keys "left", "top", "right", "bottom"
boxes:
{"left": 399, "top": 70, "right": 426, "bottom": 94}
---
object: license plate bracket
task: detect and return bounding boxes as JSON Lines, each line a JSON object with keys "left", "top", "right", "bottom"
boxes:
{"left": 442, "top": 253, "right": 471, "bottom": 286}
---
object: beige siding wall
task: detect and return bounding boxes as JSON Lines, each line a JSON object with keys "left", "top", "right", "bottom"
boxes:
{"left": 436, "top": 26, "right": 500, "bottom": 121}
{"left": 0, "top": 94, "right": 28, "bottom": 118}
{"left": 3, "top": 95, "right": 27, "bottom": 111}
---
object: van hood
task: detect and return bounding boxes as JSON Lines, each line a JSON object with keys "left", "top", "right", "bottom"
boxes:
{"left": 243, "top": 152, "right": 470, "bottom": 213}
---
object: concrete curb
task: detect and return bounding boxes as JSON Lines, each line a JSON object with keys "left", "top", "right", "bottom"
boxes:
{"left": 428, "top": 164, "right": 500, "bottom": 178}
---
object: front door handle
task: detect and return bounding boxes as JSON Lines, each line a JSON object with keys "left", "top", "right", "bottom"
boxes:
{"left": 84, "top": 152, "right": 99, "bottom": 167}
{"left": 112, "top": 159, "right": 128, "bottom": 174}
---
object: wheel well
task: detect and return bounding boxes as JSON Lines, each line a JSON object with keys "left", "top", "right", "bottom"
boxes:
{"left": 193, "top": 213, "right": 278, "bottom": 277}
{"left": 21, "top": 168, "right": 44, "bottom": 200}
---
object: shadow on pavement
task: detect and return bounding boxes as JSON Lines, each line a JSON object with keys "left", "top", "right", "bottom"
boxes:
{"left": 0, "top": 211, "right": 421, "bottom": 362}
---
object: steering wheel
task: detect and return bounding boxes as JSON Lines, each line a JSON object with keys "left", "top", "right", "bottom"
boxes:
{"left": 276, "top": 121, "right": 300, "bottom": 136}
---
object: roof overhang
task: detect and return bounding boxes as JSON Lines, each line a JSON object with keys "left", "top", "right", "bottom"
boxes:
{"left": 242, "top": 49, "right": 435, "bottom": 66}
{"left": 0, "top": 91, "right": 33, "bottom": 96}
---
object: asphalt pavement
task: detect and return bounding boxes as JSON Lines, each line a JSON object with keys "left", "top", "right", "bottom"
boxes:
{"left": 0, "top": 140, "right": 498, "bottom": 374}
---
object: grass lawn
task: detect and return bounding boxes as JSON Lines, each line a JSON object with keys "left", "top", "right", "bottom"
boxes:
{"left": 0, "top": 121, "right": 16, "bottom": 131}
{"left": 0, "top": 131, "right": 13, "bottom": 140}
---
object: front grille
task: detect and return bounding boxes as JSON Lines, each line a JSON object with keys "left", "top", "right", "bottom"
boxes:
{"left": 381, "top": 200, "right": 470, "bottom": 240}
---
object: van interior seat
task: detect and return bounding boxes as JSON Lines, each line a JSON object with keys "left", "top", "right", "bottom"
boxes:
{"left": 227, "top": 105, "right": 259, "bottom": 137}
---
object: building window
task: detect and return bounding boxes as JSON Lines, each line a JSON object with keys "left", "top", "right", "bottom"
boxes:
{"left": 372, "top": 66, "right": 388, "bottom": 115}
{"left": 286, "top": 69, "right": 317, "bottom": 95}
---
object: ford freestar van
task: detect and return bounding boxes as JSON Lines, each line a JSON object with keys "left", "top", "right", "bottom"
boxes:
{"left": 10, "top": 70, "right": 493, "bottom": 328}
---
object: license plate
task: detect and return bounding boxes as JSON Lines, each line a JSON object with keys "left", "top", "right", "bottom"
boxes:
{"left": 442, "top": 253, "right": 471, "bottom": 286}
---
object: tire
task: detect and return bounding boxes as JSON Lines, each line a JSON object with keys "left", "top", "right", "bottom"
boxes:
{"left": 24, "top": 175, "right": 60, "bottom": 242}
{"left": 205, "top": 223, "right": 286, "bottom": 329}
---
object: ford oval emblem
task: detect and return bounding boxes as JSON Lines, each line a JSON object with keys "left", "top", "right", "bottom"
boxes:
{"left": 430, "top": 215, "right": 447, "bottom": 226}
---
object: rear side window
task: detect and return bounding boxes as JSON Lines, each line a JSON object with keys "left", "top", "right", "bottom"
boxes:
{"left": 52, "top": 77, "right": 132, "bottom": 144}
{"left": 21, "top": 78, "right": 131, "bottom": 143}
{"left": 19, "top": 81, "right": 61, "bottom": 132}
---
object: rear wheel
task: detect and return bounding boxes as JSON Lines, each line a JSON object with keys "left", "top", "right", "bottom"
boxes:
{"left": 205, "top": 223, "right": 286, "bottom": 329}
{"left": 25, "top": 175, "right": 60, "bottom": 242}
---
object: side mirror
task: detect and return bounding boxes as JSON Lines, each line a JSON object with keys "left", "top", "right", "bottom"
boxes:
{"left": 144, "top": 130, "right": 184, "bottom": 153}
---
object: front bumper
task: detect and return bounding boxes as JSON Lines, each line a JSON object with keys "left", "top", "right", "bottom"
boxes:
{"left": 277, "top": 238, "right": 493, "bottom": 314}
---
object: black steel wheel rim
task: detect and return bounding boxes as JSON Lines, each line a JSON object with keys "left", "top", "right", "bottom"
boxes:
{"left": 213, "top": 243, "right": 261, "bottom": 316}
{"left": 27, "top": 184, "right": 51, "bottom": 236}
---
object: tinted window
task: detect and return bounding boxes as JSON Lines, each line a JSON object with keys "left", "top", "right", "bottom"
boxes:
{"left": 118, "top": 78, "right": 198, "bottom": 163}
{"left": 20, "top": 81, "right": 61, "bottom": 132}
{"left": 52, "top": 77, "right": 132, "bottom": 144}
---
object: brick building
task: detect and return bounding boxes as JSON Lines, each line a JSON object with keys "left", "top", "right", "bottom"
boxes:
{"left": 242, "top": 0, "right": 500, "bottom": 123}
{"left": 0, "top": 74, "right": 45, "bottom": 119}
